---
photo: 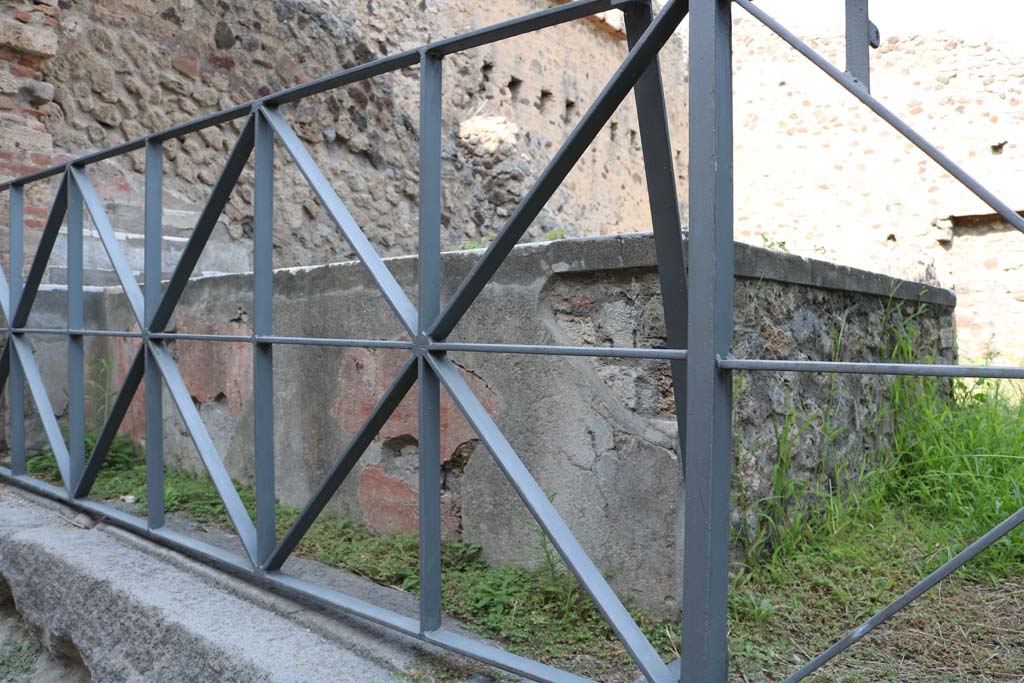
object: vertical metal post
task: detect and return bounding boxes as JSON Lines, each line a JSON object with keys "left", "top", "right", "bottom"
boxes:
{"left": 8, "top": 184, "right": 24, "bottom": 476}
{"left": 845, "top": 0, "right": 871, "bottom": 90}
{"left": 145, "top": 140, "right": 165, "bottom": 528}
{"left": 683, "top": 0, "right": 734, "bottom": 681}
{"left": 417, "top": 49, "right": 443, "bottom": 633}
{"left": 254, "top": 107, "right": 276, "bottom": 567}
{"left": 624, "top": 1, "right": 688, "bottom": 470}
{"left": 67, "top": 169, "right": 85, "bottom": 493}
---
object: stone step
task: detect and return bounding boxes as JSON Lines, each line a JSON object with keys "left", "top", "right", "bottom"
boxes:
{"left": 103, "top": 202, "right": 206, "bottom": 239}
{"left": 45, "top": 226, "right": 250, "bottom": 286}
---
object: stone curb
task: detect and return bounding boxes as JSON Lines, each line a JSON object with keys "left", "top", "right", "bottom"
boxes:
{"left": 0, "top": 486, "right": 511, "bottom": 683}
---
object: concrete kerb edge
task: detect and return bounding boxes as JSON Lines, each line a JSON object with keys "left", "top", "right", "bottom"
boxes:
{"left": 0, "top": 483, "right": 517, "bottom": 682}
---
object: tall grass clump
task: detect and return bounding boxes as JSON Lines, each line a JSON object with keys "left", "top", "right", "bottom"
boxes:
{"left": 739, "top": 298, "right": 1024, "bottom": 580}
{"left": 877, "top": 298, "right": 1024, "bottom": 578}
{"left": 884, "top": 374, "right": 1024, "bottom": 577}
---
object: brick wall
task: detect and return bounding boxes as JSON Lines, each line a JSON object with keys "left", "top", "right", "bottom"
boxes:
{"left": 0, "top": 0, "right": 70, "bottom": 274}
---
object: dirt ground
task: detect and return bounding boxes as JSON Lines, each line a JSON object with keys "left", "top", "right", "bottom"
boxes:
{"left": 737, "top": 578, "right": 1024, "bottom": 683}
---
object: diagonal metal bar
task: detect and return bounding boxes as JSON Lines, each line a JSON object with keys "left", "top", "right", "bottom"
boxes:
{"left": 624, "top": 2, "right": 689, "bottom": 468}
{"left": 733, "top": 0, "right": 1024, "bottom": 234}
{"left": 784, "top": 501, "right": 1024, "bottom": 683}
{"left": 70, "top": 166, "right": 146, "bottom": 327}
{"left": 428, "top": 0, "right": 688, "bottom": 341}
{"left": 260, "top": 106, "right": 418, "bottom": 337}
{"left": 10, "top": 335, "right": 71, "bottom": 487}
{"left": 150, "top": 115, "right": 256, "bottom": 332}
{"left": 73, "top": 347, "right": 145, "bottom": 498}
{"left": 146, "top": 340, "right": 258, "bottom": 563}
{"left": 0, "top": 341, "right": 9, "bottom": 401}
{"left": 0, "top": 260, "right": 9, "bottom": 323}
{"left": 265, "top": 356, "right": 419, "bottom": 571}
{"left": 428, "top": 353, "right": 671, "bottom": 683}
{"left": 13, "top": 175, "right": 68, "bottom": 328}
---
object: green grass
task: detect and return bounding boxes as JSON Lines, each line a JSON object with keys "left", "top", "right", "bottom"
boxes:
{"left": 884, "top": 377, "right": 1024, "bottom": 577}
{"left": 26, "top": 435, "right": 257, "bottom": 526}
{"left": 0, "top": 639, "right": 40, "bottom": 681}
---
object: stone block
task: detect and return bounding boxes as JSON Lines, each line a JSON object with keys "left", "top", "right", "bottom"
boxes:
{"left": 0, "top": 21, "right": 57, "bottom": 57}
{"left": 0, "top": 69, "right": 16, "bottom": 95}
{"left": 0, "top": 119, "right": 52, "bottom": 150}
{"left": 0, "top": 491, "right": 443, "bottom": 682}
{"left": 171, "top": 51, "right": 198, "bottom": 79}
{"left": 18, "top": 78, "right": 53, "bottom": 104}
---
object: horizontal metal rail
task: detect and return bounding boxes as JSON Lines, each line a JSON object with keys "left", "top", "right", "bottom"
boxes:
{"left": 720, "top": 357, "right": 1024, "bottom": 379}
{"left": 431, "top": 342, "right": 687, "bottom": 360}
{"left": 3, "top": 329, "right": 690, "bottom": 359}
{"left": 0, "top": 469, "right": 592, "bottom": 683}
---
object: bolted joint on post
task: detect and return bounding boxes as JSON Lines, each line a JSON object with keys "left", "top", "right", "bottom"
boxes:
{"left": 412, "top": 334, "right": 433, "bottom": 358}
{"left": 254, "top": 101, "right": 279, "bottom": 116}
{"left": 844, "top": 0, "right": 874, "bottom": 91}
{"left": 616, "top": 0, "right": 652, "bottom": 13}
{"left": 418, "top": 46, "right": 444, "bottom": 61}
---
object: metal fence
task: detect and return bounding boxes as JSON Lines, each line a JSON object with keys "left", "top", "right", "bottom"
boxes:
{"left": 0, "top": 1, "right": 1022, "bottom": 681}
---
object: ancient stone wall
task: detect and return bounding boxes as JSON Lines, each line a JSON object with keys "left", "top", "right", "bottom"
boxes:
{"left": 16, "top": 234, "right": 955, "bottom": 617}
{"left": 0, "top": 0, "right": 686, "bottom": 274}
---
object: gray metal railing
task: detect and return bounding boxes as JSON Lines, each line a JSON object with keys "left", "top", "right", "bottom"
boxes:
{"left": 0, "top": 1, "right": 1019, "bottom": 682}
